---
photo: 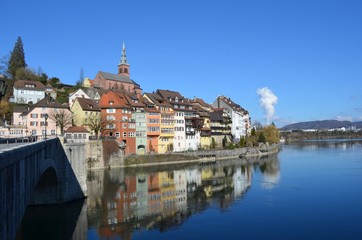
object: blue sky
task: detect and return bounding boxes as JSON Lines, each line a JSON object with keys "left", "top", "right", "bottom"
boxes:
{"left": 1, "top": 0, "right": 362, "bottom": 127}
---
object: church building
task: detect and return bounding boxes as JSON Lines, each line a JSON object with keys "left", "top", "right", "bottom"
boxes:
{"left": 92, "top": 43, "right": 142, "bottom": 97}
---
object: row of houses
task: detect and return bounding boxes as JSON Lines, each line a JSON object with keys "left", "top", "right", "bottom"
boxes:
{"left": 1, "top": 43, "right": 251, "bottom": 155}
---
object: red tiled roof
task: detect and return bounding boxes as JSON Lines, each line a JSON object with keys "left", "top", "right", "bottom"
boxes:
{"left": 65, "top": 126, "right": 89, "bottom": 133}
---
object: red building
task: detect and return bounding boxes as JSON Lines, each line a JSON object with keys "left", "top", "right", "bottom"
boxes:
{"left": 99, "top": 90, "right": 146, "bottom": 155}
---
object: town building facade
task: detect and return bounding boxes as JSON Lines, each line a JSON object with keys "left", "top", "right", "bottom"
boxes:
{"left": 13, "top": 80, "right": 46, "bottom": 104}
{"left": 212, "top": 96, "right": 251, "bottom": 141}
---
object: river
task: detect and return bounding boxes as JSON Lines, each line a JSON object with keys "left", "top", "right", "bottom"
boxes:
{"left": 16, "top": 140, "right": 362, "bottom": 240}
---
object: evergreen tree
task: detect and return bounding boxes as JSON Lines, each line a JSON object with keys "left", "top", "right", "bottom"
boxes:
{"left": 258, "top": 132, "right": 267, "bottom": 143}
{"left": 8, "top": 37, "right": 27, "bottom": 78}
{"left": 222, "top": 135, "right": 227, "bottom": 148}
{"left": 76, "top": 68, "right": 84, "bottom": 87}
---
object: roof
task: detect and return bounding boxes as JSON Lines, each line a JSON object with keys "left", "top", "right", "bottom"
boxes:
{"left": 157, "top": 89, "right": 184, "bottom": 100}
{"left": 218, "top": 96, "right": 249, "bottom": 114}
{"left": 45, "top": 83, "right": 53, "bottom": 89}
{"left": 69, "top": 88, "right": 89, "bottom": 98}
{"left": 13, "top": 105, "right": 28, "bottom": 113}
{"left": 14, "top": 80, "right": 46, "bottom": 91}
{"left": 34, "top": 95, "right": 68, "bottom": 109}
{"left": 143, "top": 92, "right": 171, "bottom": 107}
{"left": 155, "top": 89, "right": 194, "bottom": 111}
{"left": 99, "top": 71, "right": 140, "bottom": 86}
{"left": 82, "top": 87, "right": 105, "bottom": 99}
{"left": 99, "top": 90, "right": 144, "bottom": 109}
{"left": 75, "top": 97, "right": 101, "bottom": 111}
{"left": 192, "top": 97, "right": 210, "bottom": 108}
{"left": 65, "top": 126, "right": 89, "bottom": 133}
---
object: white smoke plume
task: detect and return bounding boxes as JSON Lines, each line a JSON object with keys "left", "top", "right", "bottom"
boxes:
{"left": 257, "top": 87, "right": 278, "bottom": 125}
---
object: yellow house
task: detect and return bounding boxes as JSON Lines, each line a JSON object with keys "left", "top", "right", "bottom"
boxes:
{"left": 70, "top": 97, "right": 101, "bottom": 132}
{"left": 158, "top": 106, "right": 174, "bottom": 153}
{"left": 200, "top": 112, "right": 212, "bottom": 149}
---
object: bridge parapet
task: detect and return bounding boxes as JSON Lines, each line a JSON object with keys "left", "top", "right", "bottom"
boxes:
{"left": 0, "top": 138, "right": 86, "bottom": 240}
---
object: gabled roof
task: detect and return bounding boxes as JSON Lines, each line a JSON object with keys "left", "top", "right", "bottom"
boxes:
{"left": 75, "top": 97, "right": 101, "bottom": 111}
{"left": 98, "top": 71, "right": 140, "bottom": 86}
{"left": 34, "top": 95, "right": 67, "bottom": 109}
{"left": 123, "top": 94, "right": 145, "bottom": 108}
{"left": 99, "top": 91, "right": 132, "bottom": 109}
{"left": 82, "top": 87, "right": 105, "bottom": 99}
{"left": 155, "top": 89, "right": 194, "bottom": 112}
{"left": 143, "top": 92, "right": 171, "bottom": 107}
{"left": 157, "top": 89, "right": 184, "bottom": 100}
{"left": 69, "top": 88, "right": 90, "bottom": 98}
{"left": 45, "top": 83, "right": 53, "bottom": 89}
{"left": 218, "top": 96, "right": 249, "bottom": 114}
{"left": 14, "top": 80, "right": 46, "bottom": 91}
{"left": 192, "top": 97, "right": 211, "bottom": 108}
{"left": 65, "top": 126, "right": 89, "bottom": 133}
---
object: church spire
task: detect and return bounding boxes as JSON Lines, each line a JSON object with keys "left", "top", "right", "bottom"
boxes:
{"left": 119, "top": 42, "right": 129, "bottom": 65}
{"left": 118, "top": 42, "right": 130, "bottom": 76}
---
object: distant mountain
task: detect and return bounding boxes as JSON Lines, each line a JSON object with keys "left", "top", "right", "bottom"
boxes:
{"left": 281, "top": 120, "right": 362, "bottom": 131}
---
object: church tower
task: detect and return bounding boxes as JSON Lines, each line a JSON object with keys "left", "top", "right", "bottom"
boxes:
{"left": 118, "top": 42, "right": 130, "bottom": 77}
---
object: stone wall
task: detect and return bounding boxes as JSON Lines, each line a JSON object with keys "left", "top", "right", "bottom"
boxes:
{"left": 0, "top": 138, "right": 86, "bottom": 240}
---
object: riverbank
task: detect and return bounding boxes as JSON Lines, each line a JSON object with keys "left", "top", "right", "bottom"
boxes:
{"left": 123, "top": 144, "right": 281, "bottom": 168}
{"left": 281, "top": 131, "right": 362, "bottom": 142}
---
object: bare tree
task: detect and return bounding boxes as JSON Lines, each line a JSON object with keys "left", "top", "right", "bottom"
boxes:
{"left": 0, "top": 54, "right": 10, "bottom": 77}
{"left": 48, "top": 109, "right": 73, "bottom": 135}
{"left": 86, "top": 114, "right": 112, "bottom": 139}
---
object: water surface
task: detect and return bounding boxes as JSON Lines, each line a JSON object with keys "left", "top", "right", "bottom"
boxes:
{"left": 17, "top": 140, "right": 362, "bottom": 239}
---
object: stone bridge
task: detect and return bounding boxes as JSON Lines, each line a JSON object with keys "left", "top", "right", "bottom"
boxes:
{"left": 0, "top": 138, "right": 87, "bottom": 240}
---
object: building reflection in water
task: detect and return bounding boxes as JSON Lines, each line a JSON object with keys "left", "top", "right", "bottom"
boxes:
{"left": 86, "top": 154, "right": 280, "bottom": 239}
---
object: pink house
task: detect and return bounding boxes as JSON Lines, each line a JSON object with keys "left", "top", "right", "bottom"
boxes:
{"left": 13, "top": 95, "right": 72, "bottom": 139}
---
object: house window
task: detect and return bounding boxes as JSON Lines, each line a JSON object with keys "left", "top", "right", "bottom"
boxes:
{"left": 106, "top": 108, "right": 115, "bottom": 113}
{"left": 123, "top": 132, "right": 127, "bottom": 137}
{"left": 115, "top": 132, "right": 120, "bottom": 138}
{"left": 51, "top": 130, "right": 56, "bottom": 135}
{"left": 107, "top": 115, "right": 115, "bottom": 120}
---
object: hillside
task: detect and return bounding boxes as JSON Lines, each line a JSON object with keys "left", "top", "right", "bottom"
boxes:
{"left": 281, "top": 120, "right": 362, "bottom": 131}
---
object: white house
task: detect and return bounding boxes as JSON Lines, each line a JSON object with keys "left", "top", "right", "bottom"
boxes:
{"left": 13, "top": 80, "right": 46, "bottom": 104}
{"left": 68, "top": 88, "right": 90, "bottom": 107}
{"left": 212, "top": 96, "right": 251, "bottom": 141}
{"left": 174, "top": 111, "right": 186, "bottom": 151}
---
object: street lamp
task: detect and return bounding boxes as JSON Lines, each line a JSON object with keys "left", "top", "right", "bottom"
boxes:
{"left": 44, "top": 113, "right": 48, "bottom": 140}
